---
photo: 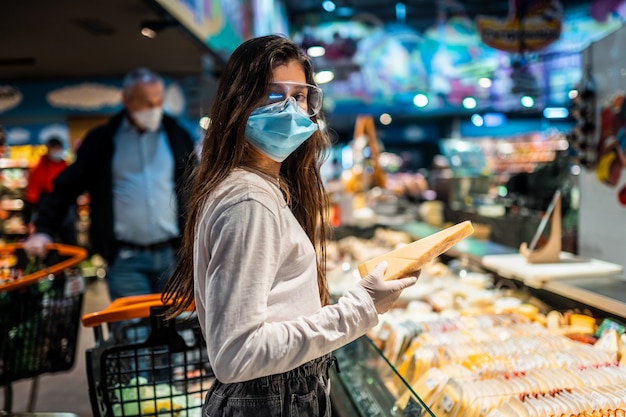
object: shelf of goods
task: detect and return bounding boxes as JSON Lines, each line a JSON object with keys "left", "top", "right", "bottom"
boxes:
{"left": 0, "top": 159, "right": 30, "bottom": 237}
{"left": 327, "top": 222, "right": 626, "bottom": 417}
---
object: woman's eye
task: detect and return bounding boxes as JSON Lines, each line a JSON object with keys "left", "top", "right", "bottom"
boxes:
{"left": 294, "top": 92, "right": 308, "bottom": 102}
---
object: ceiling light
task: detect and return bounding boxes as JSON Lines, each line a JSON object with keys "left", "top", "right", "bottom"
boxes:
{"left": 557, "top": 139, "right": 569, "bottom": 151}
{"left": 139, "top": 19, "right": 177, "bottom": 39}
{"left": 462, "top": 97, "right": 477, "bottom": 109}
{"left": 478, "top": 77, "right": 492, "bottom": 88}
{"left": 314, "top": 70, "right": 334, "bottom": 84}
{"left": 141, "top": 27, "right": 157, "bottom": 39}
{"left": 307, "top": 46, "right": 326, "bottom": 57}
{"left": 413, "top": 93, "right": 428, "bottom": 108}
{"left": 322, "top": 0, "right": 336, "bottom": 12}
{"left": 396, "top": 3, "right": 406, "bottom": 22}
{"left": 543, "top": 107, "right": 569, "bottom": 118}
{"left": 520, "top": 95, "right": 535, "bottom": 108}
{"left": 471, "top": 114, "right": 484, "bottom": 127}
{"left": 379, "top": 113, "right": 392, "bottom": 125}
{"left": 199, "top": 116, "right": 211, "bottom": 130}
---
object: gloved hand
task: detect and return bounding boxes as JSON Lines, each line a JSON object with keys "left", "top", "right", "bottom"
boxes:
{"left": 23, "top": 233, "right": 53, "bottom": 258}
{"left": 358, "top": 261, "right": 419, "bottom": 314}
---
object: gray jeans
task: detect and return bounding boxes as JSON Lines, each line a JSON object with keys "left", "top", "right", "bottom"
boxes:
{"left": 202, "top": 355, "right": 337, "bottom": 417}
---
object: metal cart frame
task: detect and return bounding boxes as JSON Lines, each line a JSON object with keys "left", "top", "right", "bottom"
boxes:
{"left": 0, "top": 243, "right": 87, "bottom": 412}
{"left": 82, "top": 295, "right": 214, "bottom": 417}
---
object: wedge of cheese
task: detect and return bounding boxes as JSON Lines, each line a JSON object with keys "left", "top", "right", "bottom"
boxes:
{"left": 358, "top": 221, "right": 474, "bottom": 281}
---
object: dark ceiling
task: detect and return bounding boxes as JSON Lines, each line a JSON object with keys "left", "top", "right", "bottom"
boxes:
{"left": 0, "top": 0, "right": 211, "bottom": 82}
{"left": 0, "top": 0, "right": 596, "bottom": 130}
{"left": 281, "top": 0, "right": 592, "bottom": 32}
{"left": 1, "top": 0, "right": 594, "bottom": 83}
{"left": 283, "top": 0, "right": 511, "bottom": 31}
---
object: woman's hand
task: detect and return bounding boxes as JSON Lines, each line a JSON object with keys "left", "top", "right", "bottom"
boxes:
{"left": 358, "top": 261, "right": 419, "bottom": 314}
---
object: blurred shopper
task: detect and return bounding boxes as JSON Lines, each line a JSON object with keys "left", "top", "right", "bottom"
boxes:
{"left": 24, "top": 67, "right": 197, "bottom": 301}
{"left": 22, "top": 137, "right": 68, "bottom": 228}
{"left": 0, "top": 125, "right": 7, "bottom": 158}
{"left": 0, "top": 126, "right": 9, "bottom": 227}
{"left": 162, "top": 35, "right": 419, "bottom": 416}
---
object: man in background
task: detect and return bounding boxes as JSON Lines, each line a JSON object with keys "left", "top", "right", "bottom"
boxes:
{"left": 24, "top": 67, "right": 197, "bottom": 301}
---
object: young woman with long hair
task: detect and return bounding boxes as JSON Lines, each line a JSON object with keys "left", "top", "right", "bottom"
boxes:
{"left": 162, "top": 34, "right": 418, "bottom": 416}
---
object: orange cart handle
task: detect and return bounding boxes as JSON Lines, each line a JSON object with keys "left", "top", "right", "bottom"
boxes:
{"left": 0, "top": 243, "right": 88, "bottom": 292}
{"left": 82, "top": 293, "right": 166, "bottom": 327}
{"left": 81, "top": 293, "right": 195, "bottom": 327}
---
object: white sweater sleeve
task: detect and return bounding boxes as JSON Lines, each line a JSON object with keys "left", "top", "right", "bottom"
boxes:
{"left": 197, "top": 197, "right": 378, "bottom": 383}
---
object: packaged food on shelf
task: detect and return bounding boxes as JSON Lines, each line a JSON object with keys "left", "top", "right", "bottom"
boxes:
{"left": 327, "top": 224, "right": 626, "bottom": 416}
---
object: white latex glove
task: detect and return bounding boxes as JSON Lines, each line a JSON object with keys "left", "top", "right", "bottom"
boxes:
{"left": 358, "top": 261, "right": 419, "bottom": 314}
{"left": 23, "top": 233, "right": 53, "bottom": 258}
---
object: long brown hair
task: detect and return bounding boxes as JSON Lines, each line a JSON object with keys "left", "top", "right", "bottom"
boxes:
{"left": 162, "top": 35, "right": 332, "bottom": 318}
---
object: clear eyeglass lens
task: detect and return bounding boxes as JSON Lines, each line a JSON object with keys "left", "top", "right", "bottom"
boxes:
{"left": 265, "top": 82, "right": 323, "bottom": 116}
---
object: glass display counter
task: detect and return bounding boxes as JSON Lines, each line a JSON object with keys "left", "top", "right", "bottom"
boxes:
{"left": 331, "top": 335, "right": 434, "bottom": 417}
{"left": 327, "top": 221, "right": 626, "bottom": 416}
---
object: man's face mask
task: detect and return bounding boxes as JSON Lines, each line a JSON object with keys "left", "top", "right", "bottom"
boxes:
{"left": 245, "top": 82, "right": 323, "bottom": 162}
{"left": 132, "top": 107, "right": 163, "bottom": 132}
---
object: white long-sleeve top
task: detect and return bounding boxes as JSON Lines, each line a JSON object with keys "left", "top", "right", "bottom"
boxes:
{"left": 193, "top": 169, "right": 378, "bottom": 383}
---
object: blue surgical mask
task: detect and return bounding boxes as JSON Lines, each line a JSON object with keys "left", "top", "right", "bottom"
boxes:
{"left": 245, "top": 98, "right": 318, "bottom": 162}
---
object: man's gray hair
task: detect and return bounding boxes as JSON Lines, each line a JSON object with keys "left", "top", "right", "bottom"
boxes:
{"left": 122, "top": 67, "right": 163, "bottom": 93}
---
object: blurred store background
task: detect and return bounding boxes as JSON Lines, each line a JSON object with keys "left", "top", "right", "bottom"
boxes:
{"left": 4, "top": 1, "right": 626, "bottom": 416}
{"left": 1, "top": 0, "right": 626, "bottom": 268}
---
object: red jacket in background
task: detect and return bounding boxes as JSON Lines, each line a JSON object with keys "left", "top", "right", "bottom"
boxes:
{"left": 24, "top": 155, "right": 67, "bottom": 204}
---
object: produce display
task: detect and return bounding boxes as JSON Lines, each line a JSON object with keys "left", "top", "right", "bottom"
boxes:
{"left": 0, "top": 251, "right": 45, "bottom": 285}
{"left": 112, "top": 377, "right": 204, "bottom": 417}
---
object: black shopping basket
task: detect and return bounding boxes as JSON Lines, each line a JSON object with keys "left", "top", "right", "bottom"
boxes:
{"left": 0, "top": 243, "right": 88, "bottom": 412}
{"left": 82, "top": 295, "right": 214, "bottom": 417}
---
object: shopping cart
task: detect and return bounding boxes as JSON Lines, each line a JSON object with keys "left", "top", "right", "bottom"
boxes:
{"left": 82, "top": 294, "right": 214, "bottom": 417}
{"left": 0, "top": 243, "right": 88, "bottom": 412}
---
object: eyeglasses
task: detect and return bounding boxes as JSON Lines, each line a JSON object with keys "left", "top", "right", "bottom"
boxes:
{"left": 261, "top": 81, "right": 323, "bottom": 117}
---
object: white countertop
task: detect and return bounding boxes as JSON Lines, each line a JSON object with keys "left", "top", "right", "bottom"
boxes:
{"left": 481, "top": 252, "right": 624, "bottom": 288}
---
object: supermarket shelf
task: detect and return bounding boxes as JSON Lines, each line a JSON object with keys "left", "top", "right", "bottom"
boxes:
{"left": 542, "top": 275, "right": 626, "bottom": 319}
{"left": 481, "top": 252, "right": 624, "bottom": 288}
{"left": 390, "top": 221, "right": 626, "bottom": 324}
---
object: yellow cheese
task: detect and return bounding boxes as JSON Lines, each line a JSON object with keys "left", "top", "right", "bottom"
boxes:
{"left": 515, "top": 303, "right": 539, "bottom": 320}
{"left": 358, "top": 221, "right": 474, "bottom": 281}
{"left": 568, "top": 313, "right": 596, "bottom": 334}
{"left": 594, "top": 329, "right": 620, "bottom": 358}
{"left": 430, "top": 381, "right": 463, "bottom": 417}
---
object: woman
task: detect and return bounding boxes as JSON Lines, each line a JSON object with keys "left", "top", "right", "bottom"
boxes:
{"left": 162, "top": 35, "right": 418, "bottom": 416}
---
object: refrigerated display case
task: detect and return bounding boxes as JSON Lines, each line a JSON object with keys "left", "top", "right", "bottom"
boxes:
{"left": 331, "top": 335, "right": 433, "bottom": 417}
{"left": 327, "top": 221, "right": 626, "bottom": 417}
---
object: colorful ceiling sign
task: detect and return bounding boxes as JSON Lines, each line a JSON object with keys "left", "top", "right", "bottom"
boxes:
{"left": 293, "top": 2, "right": 625, "bottom": 116}
{"left": 154, "top": 0, "right": 253, "bottom": 59}
{"left": 477, "top": 0, "right": 563, "bottom": 53}
{"left": 154, "top": 0, "right": 289, "bottom": 59}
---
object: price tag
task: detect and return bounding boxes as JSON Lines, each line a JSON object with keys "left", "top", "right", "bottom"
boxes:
{"left": 442, "top": 394, "right": 454, "bottom": 413}
{"left": 404, "top": 397, "right": 424, "bottom": 417}
{"left": 64, "top": 268, "right": 85, "bottom": 297}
